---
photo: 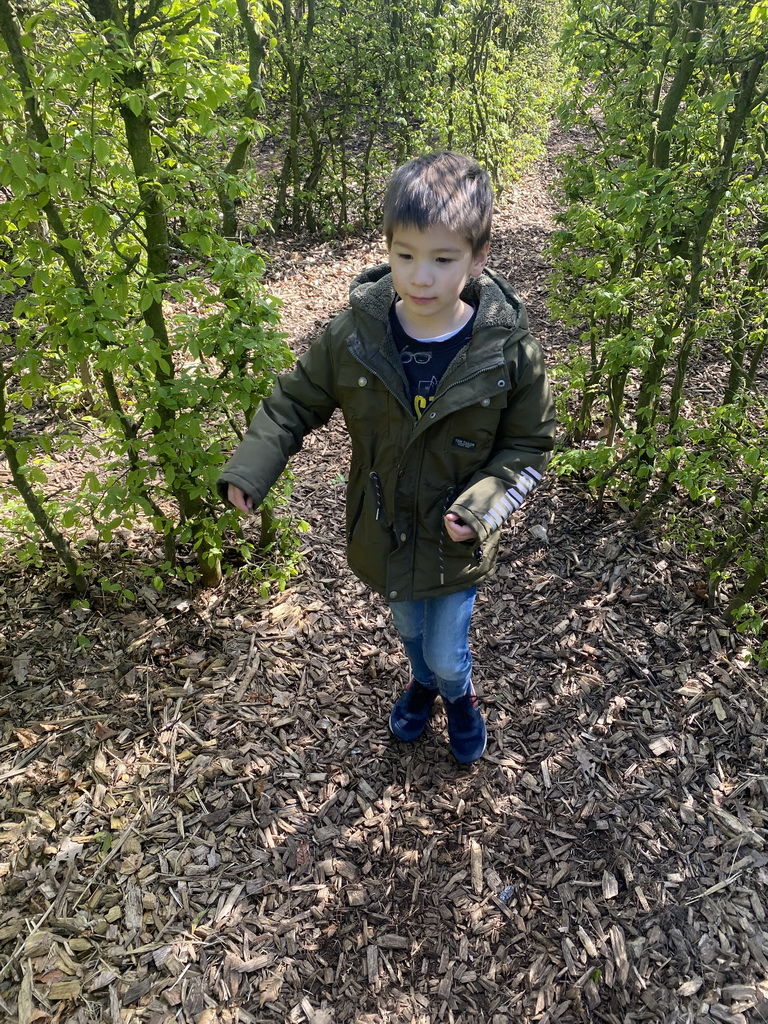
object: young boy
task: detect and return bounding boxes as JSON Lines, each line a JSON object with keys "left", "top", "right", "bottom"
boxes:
{"left": 218, "top": 152, "right": 555, "bottom": 764}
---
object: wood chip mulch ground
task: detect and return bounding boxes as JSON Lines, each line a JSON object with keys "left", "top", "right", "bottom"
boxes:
{"left": 1, "top": 132, "right": 767, "bottom": 1024}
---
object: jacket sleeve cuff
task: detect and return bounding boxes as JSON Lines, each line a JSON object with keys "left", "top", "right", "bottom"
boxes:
{"left": 216, "top": 471, "right": 261, "bottom": 508}
{"left": 449, "top": 466, "right": 546, "bottom": 541}
{"left": 446, "top": 503, "right": 494, "bottom": 543}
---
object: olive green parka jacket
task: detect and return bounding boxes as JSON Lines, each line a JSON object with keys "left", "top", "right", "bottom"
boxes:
{"left": 217, "top": 265, "right": 556, "bottom": 602}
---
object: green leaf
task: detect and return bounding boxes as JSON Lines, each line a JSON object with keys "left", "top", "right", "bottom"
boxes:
{"left": 93, "top": 136, "right": 112, "bottom": 164}
{"left": 9, "top": 152, "right": 28, "bottom": 179}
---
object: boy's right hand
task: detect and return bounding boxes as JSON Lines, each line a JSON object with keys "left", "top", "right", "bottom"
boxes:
{"left": 227, "top": 484, "right": 255, "bottom": 513}
{"left": 444, "top": 512, "right": 478, "bottom": 543}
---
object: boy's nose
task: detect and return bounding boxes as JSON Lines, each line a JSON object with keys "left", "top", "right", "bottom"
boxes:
{"left": 412, "top": 261, "right": 432, "bottom": 285}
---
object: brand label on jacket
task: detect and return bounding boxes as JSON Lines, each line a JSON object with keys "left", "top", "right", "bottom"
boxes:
{"left": 452, "top": 437, "right": 477, "bottom": 451}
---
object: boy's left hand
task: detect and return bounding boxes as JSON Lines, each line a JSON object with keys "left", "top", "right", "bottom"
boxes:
{"left": 444, "top": 512, "right": 478, "bottom": 543}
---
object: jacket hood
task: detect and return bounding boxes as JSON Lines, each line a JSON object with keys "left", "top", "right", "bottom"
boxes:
{"left": 349, "top": 264, "right": 527, "bottom": 333}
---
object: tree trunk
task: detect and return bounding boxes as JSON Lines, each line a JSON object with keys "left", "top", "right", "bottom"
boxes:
{"left": 652, "top": 1, "right": 706, "bottom": 171}
{"left": 3, "top": 441, "right": 88, "bottom": 593}
{"left": 0, "top": 370, "right": 87, "bottom": 593}
{"left": 90, "top": 3, "right": 223, "bottom": 585}
{"left": 218, "top": 0, "right": 268, "bottom": 239}
{"left": 725, "top": 562, "right": 768, "bottom": 626}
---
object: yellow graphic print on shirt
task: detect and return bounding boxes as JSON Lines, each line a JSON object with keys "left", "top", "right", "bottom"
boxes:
{"left": 414, "top": 386, "right": 438, "bottom": 420}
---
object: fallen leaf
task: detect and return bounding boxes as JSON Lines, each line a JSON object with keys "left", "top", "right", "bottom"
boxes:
{"left": 295, "top": 840, "right": 311, "bottom": 870}
{"left": 14, "top": 728, "right": 40, "bottom": 750}
{"left": 259, "top": 975, "right": 282, "bottom": 1007}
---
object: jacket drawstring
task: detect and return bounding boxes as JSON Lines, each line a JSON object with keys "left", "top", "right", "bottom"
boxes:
{"left": 370, "top": 471, "right": 384, "bottom": 521}
{"left": 438, "top": 486, "right": 457, "bottom": 586}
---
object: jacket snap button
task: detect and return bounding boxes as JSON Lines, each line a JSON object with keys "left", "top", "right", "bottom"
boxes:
{"left": 389, "top": 590, "right": 398, "bottom": 599}
{"left": 358, "top": 376, "right": 368, "bottom": 387}
{"left": 400, "top": 532, "right": 407, "bottom": 542}
{"left": 497, "top": 379, "right": 506, "bottom": 387}
{"left": 481, "top": 398, "right": 490, "bottom": 407}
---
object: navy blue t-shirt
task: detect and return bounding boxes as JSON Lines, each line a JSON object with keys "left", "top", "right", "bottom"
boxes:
{"left": 390, "top": 303, "right": 477, "bottom": 420}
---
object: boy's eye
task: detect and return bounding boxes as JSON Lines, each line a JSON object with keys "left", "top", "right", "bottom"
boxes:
{"left": 436, "top": 257, "right": 454, "bottom": 264}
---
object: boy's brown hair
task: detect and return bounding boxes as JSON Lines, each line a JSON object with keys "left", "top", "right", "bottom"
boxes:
{"left": 382, "top": 152, "right": 493, "bottom": 257}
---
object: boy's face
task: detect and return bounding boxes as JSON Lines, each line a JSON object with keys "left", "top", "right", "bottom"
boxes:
{"left": 388, "top": 223, "right": 489, "bottom": 338}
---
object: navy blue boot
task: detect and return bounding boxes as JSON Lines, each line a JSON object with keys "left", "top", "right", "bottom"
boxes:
{"left": 444, "top": 684, "right": 487, "bottom": 763}
{"left": 389, "top": 680, "right": 439, "bottom": 742}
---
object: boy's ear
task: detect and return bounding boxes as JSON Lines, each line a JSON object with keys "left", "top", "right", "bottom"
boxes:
{"left": 470, "top": 243, "right": 490, "bottom": 278}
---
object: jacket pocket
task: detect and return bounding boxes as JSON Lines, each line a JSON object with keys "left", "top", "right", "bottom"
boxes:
{"left": 337, "top": 366, "right": 392, "bottom": 435}
{"left": 347, "top": 471, "right": 395, "bottom": 561}
{"left": 347, "top": 490, "right": 365, "bottom": 544}
{"left": 442, "top": 392, "right": 506, "bottom": 455}
{"left": 345, "top": 455, "right": 365, "bottom": 542}
{"left": 348, "top": 471, "right": 387, "bottom": 540}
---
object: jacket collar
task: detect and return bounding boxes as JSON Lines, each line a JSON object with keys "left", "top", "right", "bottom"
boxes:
{"left": 346, "top": 265, "right": 526, "bottom": 411}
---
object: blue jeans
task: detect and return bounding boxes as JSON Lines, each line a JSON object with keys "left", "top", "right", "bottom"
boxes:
{"left": 388, "top": 587, "right": 477, "bottom": 703}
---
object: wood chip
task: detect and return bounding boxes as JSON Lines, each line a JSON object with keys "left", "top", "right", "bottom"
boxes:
{"left": 602, "top": 870, "right": 619, "bottom": 899}
{"left": 377, "top": 934, "right": 409, "bottom": 950}
{"left": 366, "top": 945, "right": 379, "bottom": 985}
{"left": 470, "top": 839, "right": 483, "bottom": 895}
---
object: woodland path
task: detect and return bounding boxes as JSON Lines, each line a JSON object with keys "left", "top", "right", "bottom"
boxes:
{"left": 1, "top": 133, "right": 767, "bottom": 1024}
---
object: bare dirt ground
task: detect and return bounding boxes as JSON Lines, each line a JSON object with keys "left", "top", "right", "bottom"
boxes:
{"left": 1, "top": 134, "right": 767, "bottom": 1024}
